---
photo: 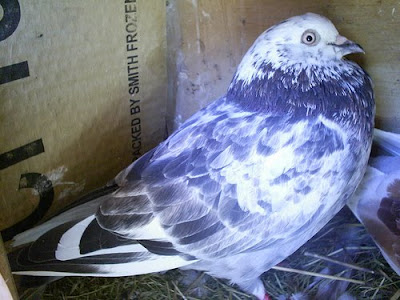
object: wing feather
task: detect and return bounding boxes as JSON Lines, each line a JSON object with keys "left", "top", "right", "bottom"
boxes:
{"left": 112, "top": 99, "right": 356, "bottom": 261}
{"left": 9, "top": 97, "right": 359, "bottom": 278}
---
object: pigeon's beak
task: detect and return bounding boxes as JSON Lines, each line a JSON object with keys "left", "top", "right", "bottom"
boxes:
{"left": 331, "top": 35, "right": 364, "bottom": 56}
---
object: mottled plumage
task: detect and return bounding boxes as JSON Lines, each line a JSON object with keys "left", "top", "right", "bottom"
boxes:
{"left": 348, "top": 129, "right": 400, "bottom": 275}
{"left": 9, "top": 13, "right": 374, "bottom": 299}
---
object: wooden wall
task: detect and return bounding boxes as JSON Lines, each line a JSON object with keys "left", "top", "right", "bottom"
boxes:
{"left": 166, "top": 0, "right": 400, "bottom": 132}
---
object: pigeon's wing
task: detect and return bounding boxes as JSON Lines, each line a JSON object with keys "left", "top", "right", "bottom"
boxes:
{"left": 11, "top": 96, "right": 356, "bottom": 277}
{"left": 348, "top": 129, "right": 400, "bottom": 275}
{"left": 11, "top": 146, "right": 159, "bottom": 248}
{"left": 103, "top": 97, "right": 356, "bottom": 262}
{"left": 10, "top": 146, "right": 195, "bottom": 277}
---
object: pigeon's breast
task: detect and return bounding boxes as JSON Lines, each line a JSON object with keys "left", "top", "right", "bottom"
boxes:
{"left": 227, "top": 61, "right": 375, "bottom": 142}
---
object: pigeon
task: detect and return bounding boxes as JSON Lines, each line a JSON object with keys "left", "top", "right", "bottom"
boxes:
{"left": 348, "top": 128, "right": 400, "bottom": 275}
{"left": 8, "top": 13, "right": 374, "bottom": 299}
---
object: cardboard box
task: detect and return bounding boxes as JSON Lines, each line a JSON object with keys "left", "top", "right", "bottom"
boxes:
{"left": 0, "top": 1, "right": 167, "bottom": 239}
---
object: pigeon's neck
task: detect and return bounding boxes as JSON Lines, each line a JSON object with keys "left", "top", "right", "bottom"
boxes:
{"left": 226, "top": 62, "right": 374, "bottom": 136}
{"left": 228, "top": 62, "right": 370, "bottom": 112}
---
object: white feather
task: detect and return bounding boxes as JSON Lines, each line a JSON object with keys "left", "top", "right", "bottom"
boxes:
{"left": 12, "top": 198, "right": 102, "bottom": 247}
{"left": 55, "top": 217, "right": 166, "bottom": 261}
{"left": 56, "top": 216, "right": 96, "bottom": 260}
{"left": 112, "top": 217, "right": 167, "bottom": 240}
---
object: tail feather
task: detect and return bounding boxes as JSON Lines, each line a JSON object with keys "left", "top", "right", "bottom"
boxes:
{"left": 12, "top": 185, "right": 118, "bottom": 247}
{"left": 7, "top": 145, "right": 197, "bottom": 285}
{"left": 9, "top": 202, "right": 196, "bottom": 278}
{"left": 11, "top": 245, "right": 193, "bottom": 277}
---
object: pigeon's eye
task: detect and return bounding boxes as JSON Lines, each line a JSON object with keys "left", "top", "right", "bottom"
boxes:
{"left": 301, "top": 30, "right": 319, "bottom": 46}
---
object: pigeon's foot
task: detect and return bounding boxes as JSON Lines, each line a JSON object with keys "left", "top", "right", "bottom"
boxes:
{"left": 236, "top": 277, "right": 265, "bottom": 300}
{"left": 264, "top": 293, "right": 271, "bottom": 300}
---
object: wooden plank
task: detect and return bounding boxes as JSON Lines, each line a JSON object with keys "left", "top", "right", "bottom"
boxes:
{"left": 0, "top": 236, "right": 18, "bottom": 299}
{"left": 167, "top": 0, "right": 400, "bottom": 131}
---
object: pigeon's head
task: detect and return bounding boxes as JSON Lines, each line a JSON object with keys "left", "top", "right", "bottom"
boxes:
{"left": 233, "top": 13, "right": 364, "bottom": 86}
